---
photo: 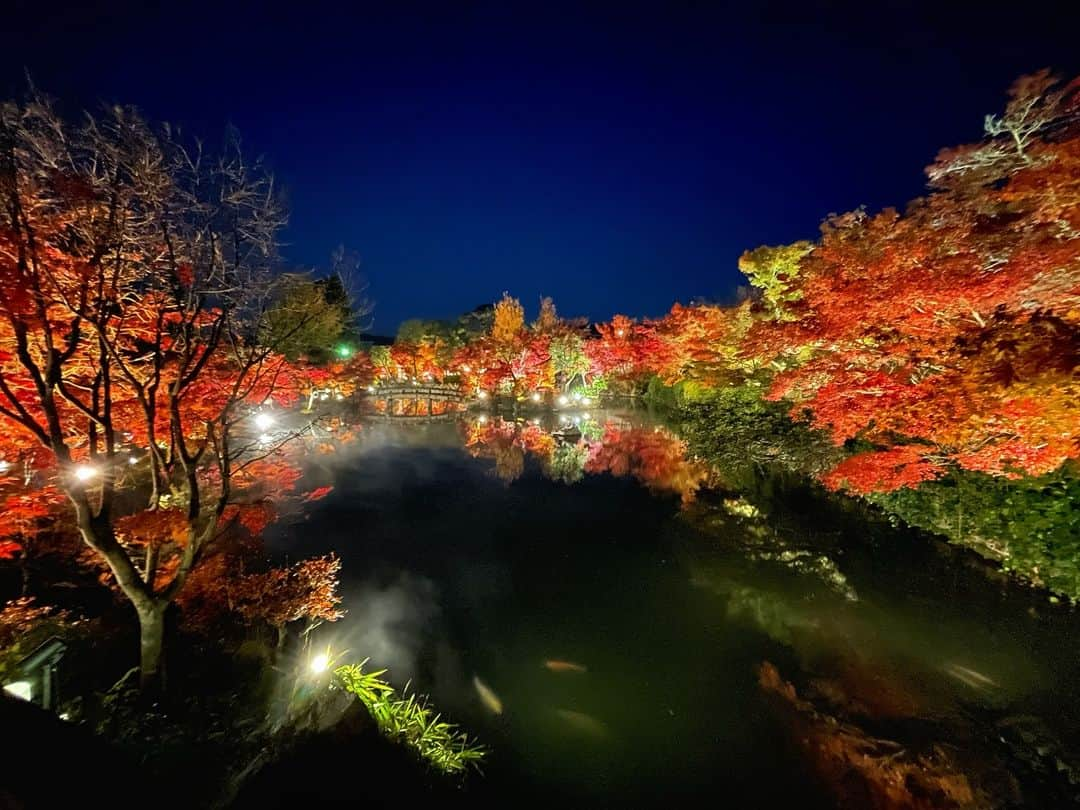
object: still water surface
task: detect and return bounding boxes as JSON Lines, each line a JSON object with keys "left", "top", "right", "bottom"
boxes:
{"left": 273, "top": 410, "right": 1080, "bottom": 806}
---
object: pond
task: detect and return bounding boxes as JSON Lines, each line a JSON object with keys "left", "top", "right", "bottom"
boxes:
{"left": 269, "top": 408, "right": 1080, "bottom": 806}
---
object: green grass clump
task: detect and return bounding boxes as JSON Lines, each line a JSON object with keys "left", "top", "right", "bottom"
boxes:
{"left": 335, "top": 661, "right": 486, "bottom": 775}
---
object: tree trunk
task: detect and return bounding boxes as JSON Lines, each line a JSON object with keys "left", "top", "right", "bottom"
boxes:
{"left": 18, "top": 547, "right": 30, "bottom": 596}
{"left": 137, "top": 602, "right": 166, "bottom": 692}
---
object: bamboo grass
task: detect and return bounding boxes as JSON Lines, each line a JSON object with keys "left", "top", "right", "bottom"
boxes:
{"left": 335, "top": 660, "right": 486, "bottom": 775}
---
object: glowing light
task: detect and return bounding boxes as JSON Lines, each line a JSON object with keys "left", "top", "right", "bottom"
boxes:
{"left": 73, "top": 465, "right": 97, "bottom": 482}
{"left": 310, "top": 653, "right": 330, "bottom": 674}
{"left": 367, "top": 386, "right": 376, "bottom": 393}
{"left": 582, "top": 397, "right": 592, "bottom": 406}
{"left": 557, "top": 395, "right": 568, "bottom": 406}
{"left": 335, "top": 393, "right": 344, "bottom": 401}
{"left": 254, "top": 412, "right": 275, "bottom": 430}
{"left": 3, "top": 681, "right": 31, "bottom": 701}
{"left": 532, "top": 418, "right": 541, "bottom": 425}
{"left": 127, "top": 456, "right": 138, "bottom": 465}
{"left": 462, "top": 364, "right": 472, "bottom": 372}
{"left": 337, "top": 345, "right": 352, "bottom": 358}
{"left": 0, "top": 460, "right": 10, "bottom": 473}
{"left": 616, "top": 329, "right": 625, "bottom": 338}
{"left": 571, "top": 392, "right": 582, "bottom": 401}
{"left": 532, "top": 392, "right": 542, "bottom": 402}
{"left": 477, "top": 391, "right": 488, "bottom": 400}
{"left": 478, "top": 415, "right": 488, "bottom": 424}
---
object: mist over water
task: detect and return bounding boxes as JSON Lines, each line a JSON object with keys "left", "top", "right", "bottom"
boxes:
{"left": 265, "top": 410, "right": 1080, "bottom": 805}
{"left": 333, "top": 572, "right": 442, "bottom": 683}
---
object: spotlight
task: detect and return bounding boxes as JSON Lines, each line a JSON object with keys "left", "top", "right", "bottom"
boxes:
{"left": 3, "top": 681, "right": 32, "bottom": 701}
{"left": 254, "top": 412, "right": 275, "bottom": 430}
{"left": 73, "top": 465, "right": 97, "bottom": 482}
{"left": 309, "top": 653, "right": 330, "bottom": 675}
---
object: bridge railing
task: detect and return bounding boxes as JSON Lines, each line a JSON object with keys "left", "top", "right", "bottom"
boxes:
{"left": 370, "top": 384, "right": 465, "bottom": 401}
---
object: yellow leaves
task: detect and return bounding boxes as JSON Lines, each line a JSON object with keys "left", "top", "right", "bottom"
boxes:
{"left": 738, "top": 241, "right": 815, "bottom": 321}
{"left": 491, "top": 293, "right": 525, "bottom": 345}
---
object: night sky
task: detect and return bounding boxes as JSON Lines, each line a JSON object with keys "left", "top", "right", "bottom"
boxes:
{"left": 4, "top": 1, "right": 1078, "bottom": 333}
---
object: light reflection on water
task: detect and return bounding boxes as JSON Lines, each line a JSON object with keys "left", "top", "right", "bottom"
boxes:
{"left": 275, "top": 409, "right": 1080, "bottom": 805}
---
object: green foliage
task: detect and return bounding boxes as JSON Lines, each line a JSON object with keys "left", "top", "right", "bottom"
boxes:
{"left": 452, "top": 304, "right": 495, "bottom": 344}
{"left": 324, "top": 245, "right": 372, "bottom": 339}
{"left": 869, "top": 464, "right": 1080, "bottom": 600}
{"left": 260, "top": 275, "right": 345, "bottom": 361}
{"left": 737, "top": 241, "right": 814, "bottom": 321}
{"left": 369, "top": 345, "right": 392, "bottom": 372}
{"left": 668, "top": 381, "right": 841, "bottom": 486}
{"left": 396, "top": 319, "right": 428, "bottom": 344}
{"left": 643, "top": 375, "right": 681, "bottom": 410}
{"left": 577, "top": 375, "right": 608, "bottom": 398}
{"left": 396, "top": 319, "right": 461, "bottom": 357}
{"left": 643, "top": 376, "right": 712, "bottom": 409}
{"left": 543, "top": 441, "right": 588, "bottom": 484}
{"left": 723, "top": 584, "right": 821, "bottom": 646}
{"left": 549, "top": 333, "right": 589, "bottom": 387}
{"left": 654, "top": 374, "right": 1080, "bottom": 601}
{"left": 335, "top": 661, "right": 485, "bottom": 775}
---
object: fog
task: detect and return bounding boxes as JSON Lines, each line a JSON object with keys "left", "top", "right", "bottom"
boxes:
{"left": 331, "top": 571, "right": 441, "bottom": 682}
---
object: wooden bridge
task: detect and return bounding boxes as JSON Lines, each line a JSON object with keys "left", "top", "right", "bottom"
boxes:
{"left": 367, "top": 383, "right": 467, "bottom": 419}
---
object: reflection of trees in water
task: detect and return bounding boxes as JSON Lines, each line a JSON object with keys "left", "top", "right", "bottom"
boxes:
{"left": 584, "top": 424, "right": 707, "bottom": 503}
{"left": 687, "top": 536, "right": 1080, "bottom": 805}
{"left": 385, "top": 398, "right": 458, "bottom": 417}
{"left": 463, "top": 419, "right": 552, "bottom": 484}
{"left": 543, "top": 442, "right": 588, "bottom": 485}
{"left": 758, "top": 661, "right": 991, "bottom": 810}
{"left": 461, "top": 415, "right": 705, "bottom": 499}
{"left": 492, "top": 444, "right": 525, "bottom": 483}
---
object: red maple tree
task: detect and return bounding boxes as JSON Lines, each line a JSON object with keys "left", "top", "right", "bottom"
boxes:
{"left": 0, "top": 94, "right": 327, "bottom": 686}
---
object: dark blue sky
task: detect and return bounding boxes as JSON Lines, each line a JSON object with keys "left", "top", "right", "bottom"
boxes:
{"left": 4, "top": 1, "right": 1078, "bottom": 332}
